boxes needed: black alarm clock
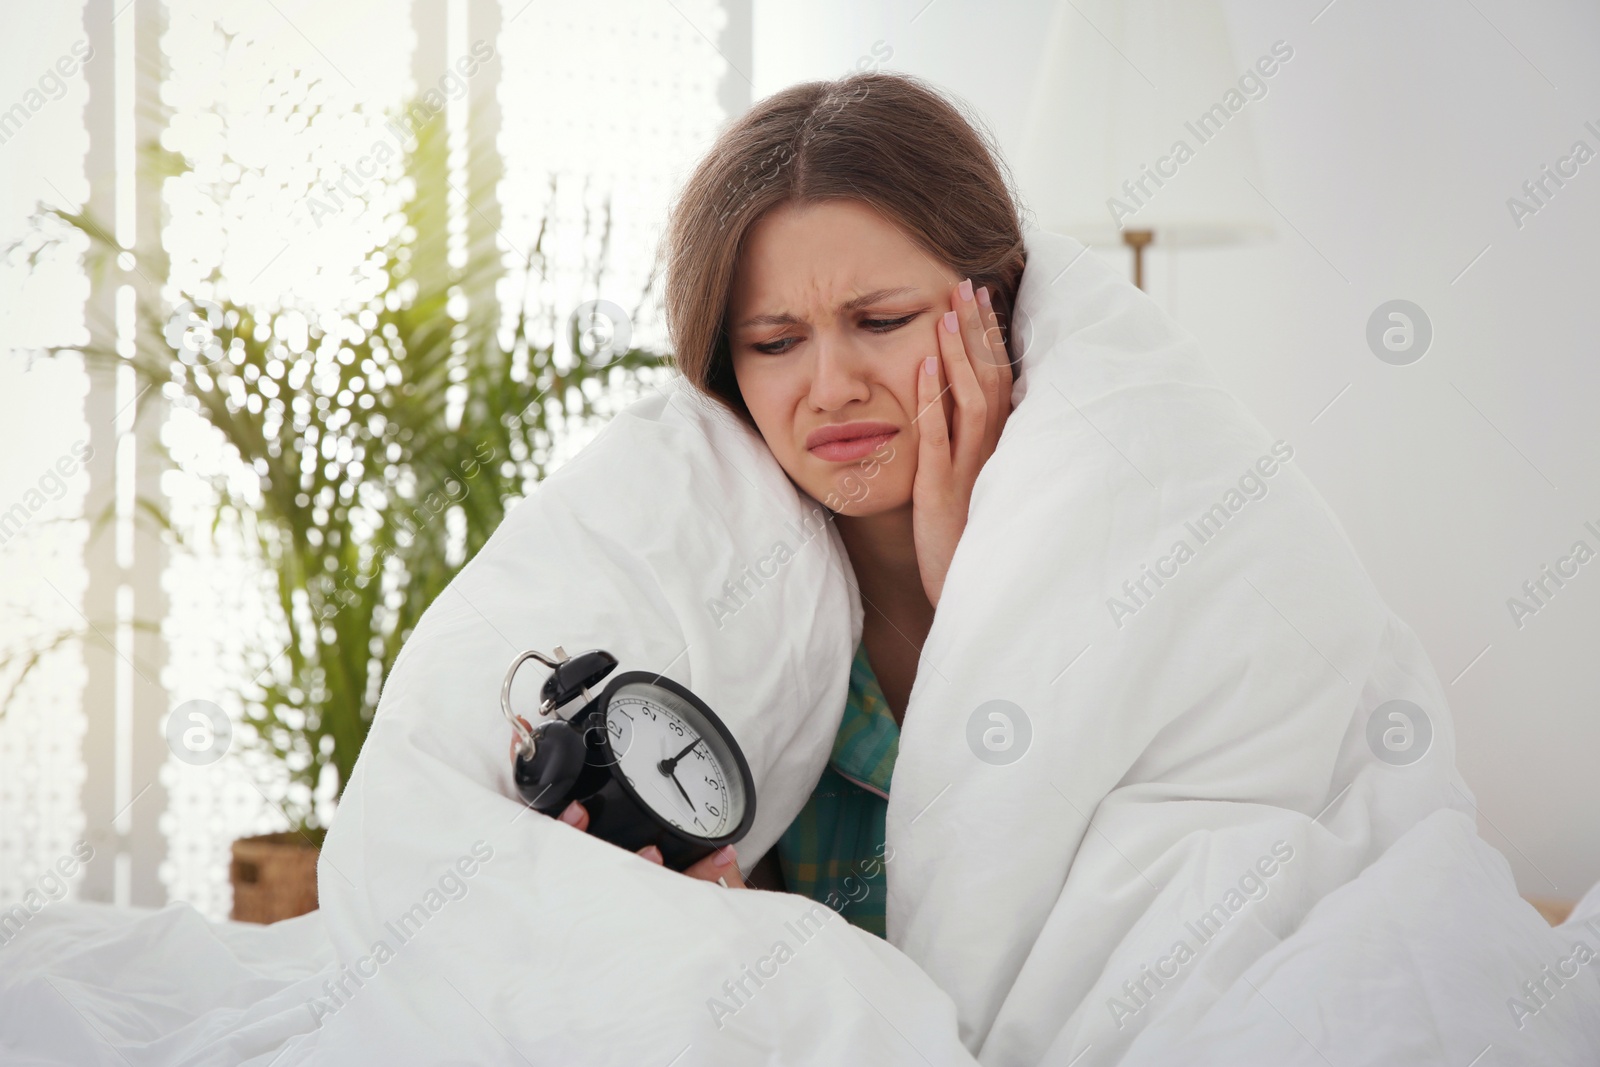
[502,646,756,871]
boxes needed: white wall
[754,0,1600,898]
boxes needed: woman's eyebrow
[734,286,923,329]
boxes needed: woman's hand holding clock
[554,798,746,887]
[913,278,1014,607]
[508,716,747,887]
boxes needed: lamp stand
[1122,228,1154,290]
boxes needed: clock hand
[668,767,695,810]
[659,735,704,775]
[651,737,700,811]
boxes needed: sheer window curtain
[0,0,746,921]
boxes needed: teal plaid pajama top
[775,640,899,938]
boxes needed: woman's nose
[807,334,871,411]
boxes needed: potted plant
[7,96,665,922]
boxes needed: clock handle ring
[501,648,564,756]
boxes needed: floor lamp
[1016,0,1274,290]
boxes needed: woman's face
[726,199,960,516]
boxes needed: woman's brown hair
[660,71,1027,425]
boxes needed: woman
[549,71,1026,930]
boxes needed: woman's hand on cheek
[551,798,747,888]
[912,279,1014,607]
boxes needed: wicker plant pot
[230,832,319,924]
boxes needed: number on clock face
[606,689,736,838]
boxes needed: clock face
[602,682,745,840]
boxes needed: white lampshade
[1017,0,1276,248]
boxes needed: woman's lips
[807,430,898,463]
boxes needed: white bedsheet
[2,228,1596,1066]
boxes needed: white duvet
[3,229,1598,1066]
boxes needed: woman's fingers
[957,279,1003,427]
[910,279,1014,608]
[635,843,744,886]
[682,845,745,887]
[939,286,988,470]
[637,841,746,887]
[957,278,1001,374]
[915,350,952,494]
[977,286,1012,400]
[977,286,1014,443]
[553,802,739,886]
[972,287,998,367]
[555,799,591,832]
[913,346,958,606]
[509,716,535,763]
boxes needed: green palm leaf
[10,96,667,835]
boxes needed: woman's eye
[749,313,917,353]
